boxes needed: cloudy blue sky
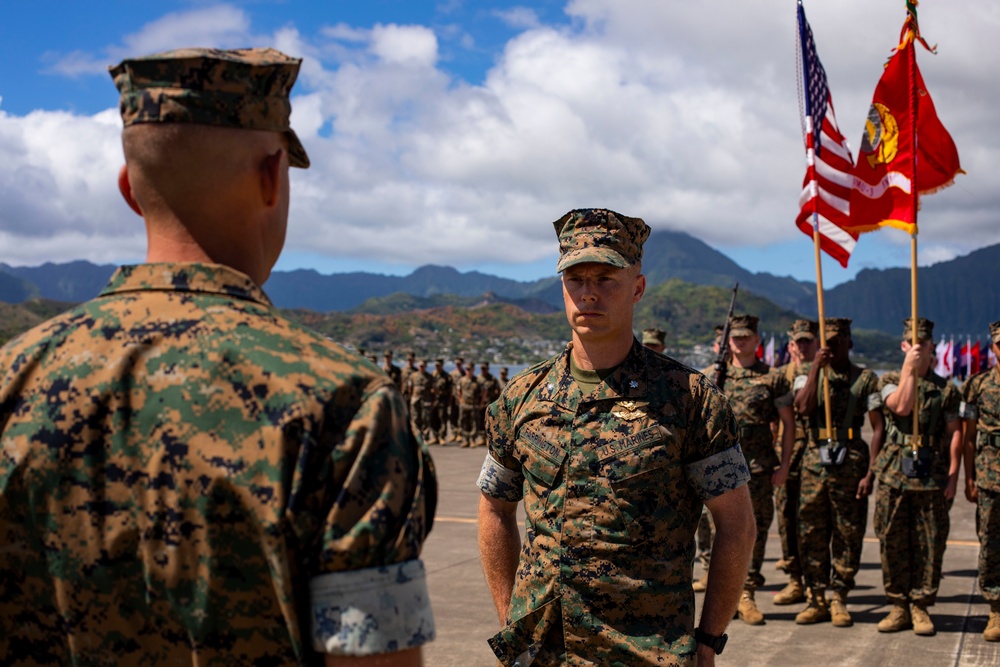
[0,0,995,287]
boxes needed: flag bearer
[874,318,962,636]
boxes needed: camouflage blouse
[876,370,961,490]
[0,263,436,665]
[961,365,1000,492]
[793,363,882,478]
[478,340,748,666]
[719,360,792,474]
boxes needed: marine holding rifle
[707,314,795,626]
[873,317,962,636]
[793,318,885,627]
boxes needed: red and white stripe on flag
[796,102,858,268]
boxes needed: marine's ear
[118,165,143,216]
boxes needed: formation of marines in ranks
[662,314,1000,642]
[364,350,507,448]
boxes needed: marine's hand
[944,474,958,501]
[856,473,873,499]
[771,464,789,487]
[966,477,979,503]
[813,347,832,369]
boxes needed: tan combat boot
[795,588,830,625]
[691,570,709,592]
[911,602,935,636]
[985,603,1000,642]
[877,601,911,633]
[829,590,853,627]
[738,590,765,626]
[773,576,806,605]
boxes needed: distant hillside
[641,231,816,310]
[0,298,77,346]
[2,236,997,339]
[1,261,115,303]
[795,243,1000,338]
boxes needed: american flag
[795,2,857,268]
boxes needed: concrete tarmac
[422,443,1000,666]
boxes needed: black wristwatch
[694,627,728,655]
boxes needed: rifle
[712,283,740,390]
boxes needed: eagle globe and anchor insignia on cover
[861,102,900,167]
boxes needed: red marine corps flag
[846,1,962,233]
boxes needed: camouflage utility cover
[477,340,749,666]
[110,47,310,168]
[553,208,651,273]
[0,263,435,664]
[876,370,960,490]
[961,365,1000,492]
[720,360,791,474]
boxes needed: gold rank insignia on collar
[612,400,647,421]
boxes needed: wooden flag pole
[908,0,921,449]
[911,230,920,447]
[813,219,834,439]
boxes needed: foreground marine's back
[0,263,432,665]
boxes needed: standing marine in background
[873,317,962,636]
[405,359,436,444]
[711,314,794,625]
[382,349,402,389]
[773,319,819,606]
[430,358,453,444]
[450,356,467,437]
[961,319,1000,642]
[793,318,884,628]
[456,363,483,448]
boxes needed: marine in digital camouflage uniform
[478,362,502,446]
[773,319,818,606]
[449,356,467,433]
[873,318,962,636]
[382,349,403,389]
[793,318,885,627]
[400,352,418,401]
[405,359,436,444]
[430,358,453,444]
[713,314,794,625]
[961,319,1000,642]
[0,48,436,666]
[456,363,483,448]
[477,208,755,667]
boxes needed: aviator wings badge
[612,400,646,421]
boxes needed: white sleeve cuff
[310,559,435,655]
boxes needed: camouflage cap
[383,350,393,358]
[824,317,852,340]
[992,320,1000,345]
[902,317,934,343]
[788,319,818,341]
[713,324,725,344]
[553,208,651,273]
[641,328,666,346]
[434,358,444,364]
[406,351,416,361]
[729,314,759,337]
[109,47,310,168]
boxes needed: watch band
[694,627,728,655]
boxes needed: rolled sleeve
[477,453,524,502]
[881,383,898,402]
[686,444,751,501]
[867,391,883,412]
[960,400,979,420]
[310,559,435,655]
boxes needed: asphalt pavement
[421,442,1000,667]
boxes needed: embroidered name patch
[520,427,565,463]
